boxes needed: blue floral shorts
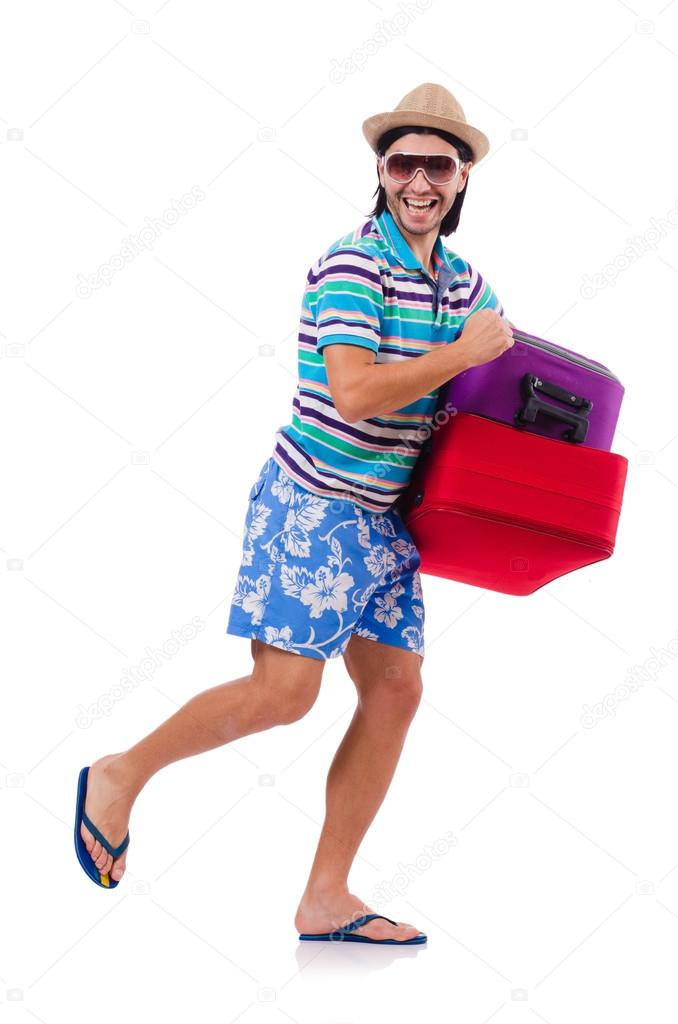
[226,455,425,662]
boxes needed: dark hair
[368,125,474,236]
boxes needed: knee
[274,689,318,725]
[250,672,320,726]
[359,671,423,719]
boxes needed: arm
[323,341,472,424]
[325,306,514,423]
[313,247,511,422]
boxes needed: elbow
[332,388,364,424]
[337,400,362,424]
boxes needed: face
[377,132,471,238]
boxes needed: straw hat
[362,82,490,163]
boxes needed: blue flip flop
[299,913,427,944]
[74,766,130,888]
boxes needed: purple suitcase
[440,326,624,451]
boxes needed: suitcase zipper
[511,328,621,383]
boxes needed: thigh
[348,507,426,662]
[227,458,383,661]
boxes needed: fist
[457,308,514,369]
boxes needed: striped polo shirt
[272,207,508,514]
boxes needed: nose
[409,167,429,187]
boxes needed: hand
[456,308,514,369]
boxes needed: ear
[457,161,472,194]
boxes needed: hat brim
[362,110,489,164]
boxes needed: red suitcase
[398,412,628,596]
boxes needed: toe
[387,923,417,940]
[81,819,128,878]
[95,849,110,871]
[111,850,127,881]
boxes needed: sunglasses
[381,151,467,186]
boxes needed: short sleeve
[308,248,384,354]
[466,261,509,323]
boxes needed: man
[75,83,514,945]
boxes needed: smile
[402,198,438,211]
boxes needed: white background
[2,0,678,1020]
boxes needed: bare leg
[80,640,323,881]
[295,634,425,942]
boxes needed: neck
[387,202,438,276]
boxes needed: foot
[80,753,136,883]
[295,887,422,942]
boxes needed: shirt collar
[375,207,456,326]
[375,207,454,279]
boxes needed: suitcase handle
[515,373,593,443]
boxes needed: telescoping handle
[515,373,593,443]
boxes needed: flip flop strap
[338,913,399,934]
[82,810,130,859]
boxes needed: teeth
[404,199,435,209]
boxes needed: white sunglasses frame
[379,151,468,186]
